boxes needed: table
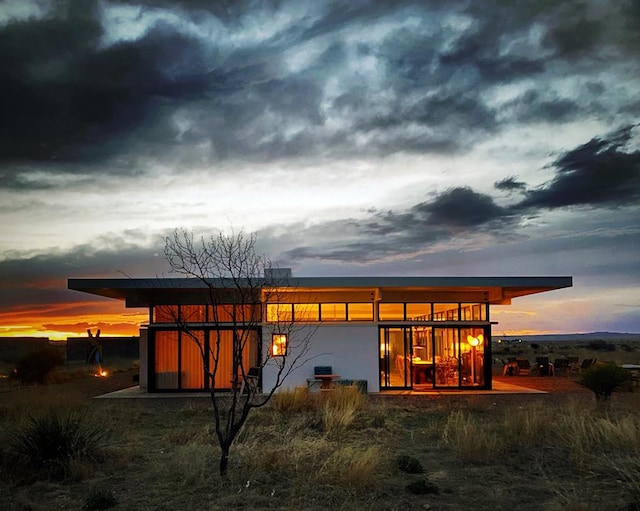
[412,361,434,384]
[314,374,341,389]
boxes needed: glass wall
[320,303,346,321]
[151,328,258,391]
[262,301,488,323]
[155,331,178,389]
[379,326,490,390]
[460,328,485,387]
[380,327,410,388]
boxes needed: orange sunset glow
[0,300,147,340]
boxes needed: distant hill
[497,332,640,342]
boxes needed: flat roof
[68,276,572,306]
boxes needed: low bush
[587,340,616,352]
[406,478,439,495]
[579,363,632,401]
[396,454,424,474]
[12,346,64,383]
[83,488,118,511]
[12,409,108,480]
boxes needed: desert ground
[1,339,639,511]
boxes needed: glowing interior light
[271,334,287,356]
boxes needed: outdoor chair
[515,359,531,376]
[502,358,518,376]
[239,366,260,394]
[580,358,597,372]
[567,356,580,373]
[553,358,570,376]
[535,356,553,376]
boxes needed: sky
[0,0,638,340]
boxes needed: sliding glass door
[379,326,490,390]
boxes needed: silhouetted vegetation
[83,488,118,511]
[396,454,424,474]
[579,363,632,401]
[586,340,616,351]
[12,409,108,480]
[12,346,63,383]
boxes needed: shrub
[406,478,440,495]
[83,488,118,511]
[587,340,616,352]
[579,364,632,401]
[13,409,108,480]
[12,346,64,383]
[396,454,424,474]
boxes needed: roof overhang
[68,276,572,307]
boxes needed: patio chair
[553,358,570,376]
[502,358,518,376]
[240,366,260,394]
[567,356,579,373]
[580,358,597,372]
[515,359,531,376]
[535,356,553,376]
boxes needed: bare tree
[162,228,313,476]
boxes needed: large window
[379,303,404,321]
[266,304,292,322]
[152,328,258,391]
[154,305,179,323]
[433,304,459,321]
[406,303,430,321]
[347,303,374,321]
[320,303,346,321]
[294,304,319,321]
[155,331,179,389]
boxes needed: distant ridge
[498,332,640,342]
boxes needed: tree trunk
[219,444,230,477]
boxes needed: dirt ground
[1,369,588,400]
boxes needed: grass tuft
[322,385,366,437]
[12,408,108,480]
[271,387,316,413]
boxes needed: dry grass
[2,339,640,510]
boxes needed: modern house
[68,273,571,393]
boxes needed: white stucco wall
[262,324,380,393]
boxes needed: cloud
[1,0,637,193]
[495,177,527,192]
[516,124,640,209]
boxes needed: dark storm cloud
[277,186,514,263]
[279,125,640,263]
[0,2,212,167]
[517,125,640,209]
[500,90,580,124]
[0,0,636,191]
[495,177,527,192]
[0,235,165,311]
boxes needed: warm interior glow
[271,333,287,356]
[467,334,483,347]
